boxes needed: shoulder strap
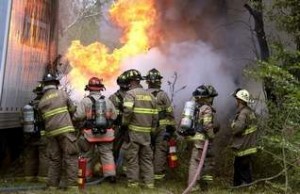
[115,92,124,112]
[151,89,162,97]
[87,96,96,117]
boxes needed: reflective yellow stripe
[186,133,206,141]
[145,183,154,189]
[203,115,212,124]
[201,175,213,181]
[157,107,164,111]
[128,124,152,133]
[166,106,173,113]
[154,174,165,180]
[128,182,139,188]
[133,107,157,114]
[40,130,46,136]
[124,102,134,108]
[159,119,175,126]
[136,95,152,101]
[46,125,75,137]
[243,126,257,135]
[236,147,257,156]
[43,107,68,119]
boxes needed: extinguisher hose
[182,140,209,194]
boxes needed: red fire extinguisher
[168,138,178,169]
[78,156,87,190]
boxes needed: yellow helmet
[235,89,250,103]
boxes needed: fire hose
[182,140,209,194]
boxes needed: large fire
[66,0,158,92]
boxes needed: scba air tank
[95,98,107,128]
[23,104,35,133]
[180,101,196,129]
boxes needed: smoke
[119,40,236,119]
[112,0,252,119]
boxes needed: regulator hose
[182,140,209,194]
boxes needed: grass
[0,176,287,194]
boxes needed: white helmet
[235,89,250,103]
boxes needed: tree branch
[231,169,286,189]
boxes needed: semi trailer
[0,0,57,171]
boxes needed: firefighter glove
[166,125,176,134]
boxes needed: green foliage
[247,40,300,191]
[269,0,300,44]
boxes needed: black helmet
[117,72,128,85]
[126,69,143,81]
[192,85,210,98]
[145,68,163,81]
[206,85,218,97]
[41,73,59,84]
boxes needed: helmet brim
[85,85,105,91]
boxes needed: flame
[66,0,158,92]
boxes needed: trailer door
[0,0,12,100]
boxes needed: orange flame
[66,0,157,92]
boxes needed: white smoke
[119,40,237,119]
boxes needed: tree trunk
[244,1,276,103]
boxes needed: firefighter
[122,69,158,188]
[22,84,48,182]
[144,68,176,180]
[73,77,117,183]
[179,84,218,191]
[38,73,78,191]
[231,88,257,186]
[108,72,129,172]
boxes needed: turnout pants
[79,137,116,178]
[233,155,253,186]
[124,131,154,186]
[47,133,78,187]
[188,139,215,186]
[153,129,168,177]
[24,136,48,179]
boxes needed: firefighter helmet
[117,72,128,85]
[41,73,59,84]
[207,85,218,97]
[126,69,143,81]
[192,85,210,98]
[234,89,250,103]
[145,68,163,81]
[85,77,105,91]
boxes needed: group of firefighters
[22,68,258,192]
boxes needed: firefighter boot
[107,176,117,183]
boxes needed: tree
[245,0,300,192]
